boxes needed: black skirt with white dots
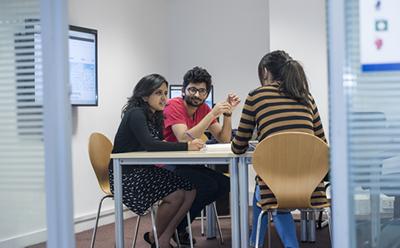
[109,165,193,216]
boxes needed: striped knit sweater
[231,82,328,209]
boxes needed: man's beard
[184,94,205,107]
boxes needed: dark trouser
[175,165,230,232]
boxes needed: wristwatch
[223,112,232,117]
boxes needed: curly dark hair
[182,66,212,93]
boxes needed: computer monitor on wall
[169,84,214,109]
[68,25,98,106]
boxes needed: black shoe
[173,230,196,246]
[145,232,175,248]
[151,244,174,248]
[144,232,153,245]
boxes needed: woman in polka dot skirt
[109,74,204,248]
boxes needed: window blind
[0,3,44,191]
[0,0,47,244]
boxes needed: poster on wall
[360,0,400,72]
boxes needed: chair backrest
[252,132,329,209]
[88,132,113,195]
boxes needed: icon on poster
[375,20,388,32]
[360,0,400,72]
[375,0,381,11]
[374,38,383,50]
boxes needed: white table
[111,147,252,248]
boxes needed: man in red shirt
[164,66,240,245]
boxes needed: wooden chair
[252,132,331,248]
[89,132,194,248]
[88,132,144,248]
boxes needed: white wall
[270,0,329,137]
[68,0,169,231]
[166,0,269,127]
[165,0,269,203]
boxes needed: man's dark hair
[182,66,212,93]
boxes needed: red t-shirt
[163,97,216,142]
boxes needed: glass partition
[0,0,47,246]
[329,0,400,247]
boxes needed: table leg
[205,165,217,239]
[113,159,124,248]
[230,158,240,248]
[206,203,217,238]
[394,196,400,218]
[370,192,381,247]
[239,157,249,248]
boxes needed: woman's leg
[272,211,299,248]
[250,187,268,247]
[152,190,185,247]
[158,189,196,244]
[250,184,298,248]
[175,166,220,233]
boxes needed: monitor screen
[169,84,214,108]
[69,25,98,106]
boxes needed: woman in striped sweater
[232,50,328,248]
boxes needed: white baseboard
[0,229,47,248]
[0,207,135,248]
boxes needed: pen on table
[185,131,196,140]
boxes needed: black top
[112,107,188,153]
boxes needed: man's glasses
[187,87,208,96]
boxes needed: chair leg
[200,209,205,236]
[212,202,224,244]
[150,206,159,248]
[307,210,316,242]
[300,211,308,242]
[267,211,272,248]
[320,210,330,228]
[186,212,194,248]
[317,210,323,229]
[255,210,266,248]
[131,215,141,248]
[326,207,332,242]
[91,195,112,248]
[174,230,181,247]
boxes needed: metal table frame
[111,150,252,248]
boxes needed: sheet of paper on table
[202,143,231,152]
[202,141,258,152]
